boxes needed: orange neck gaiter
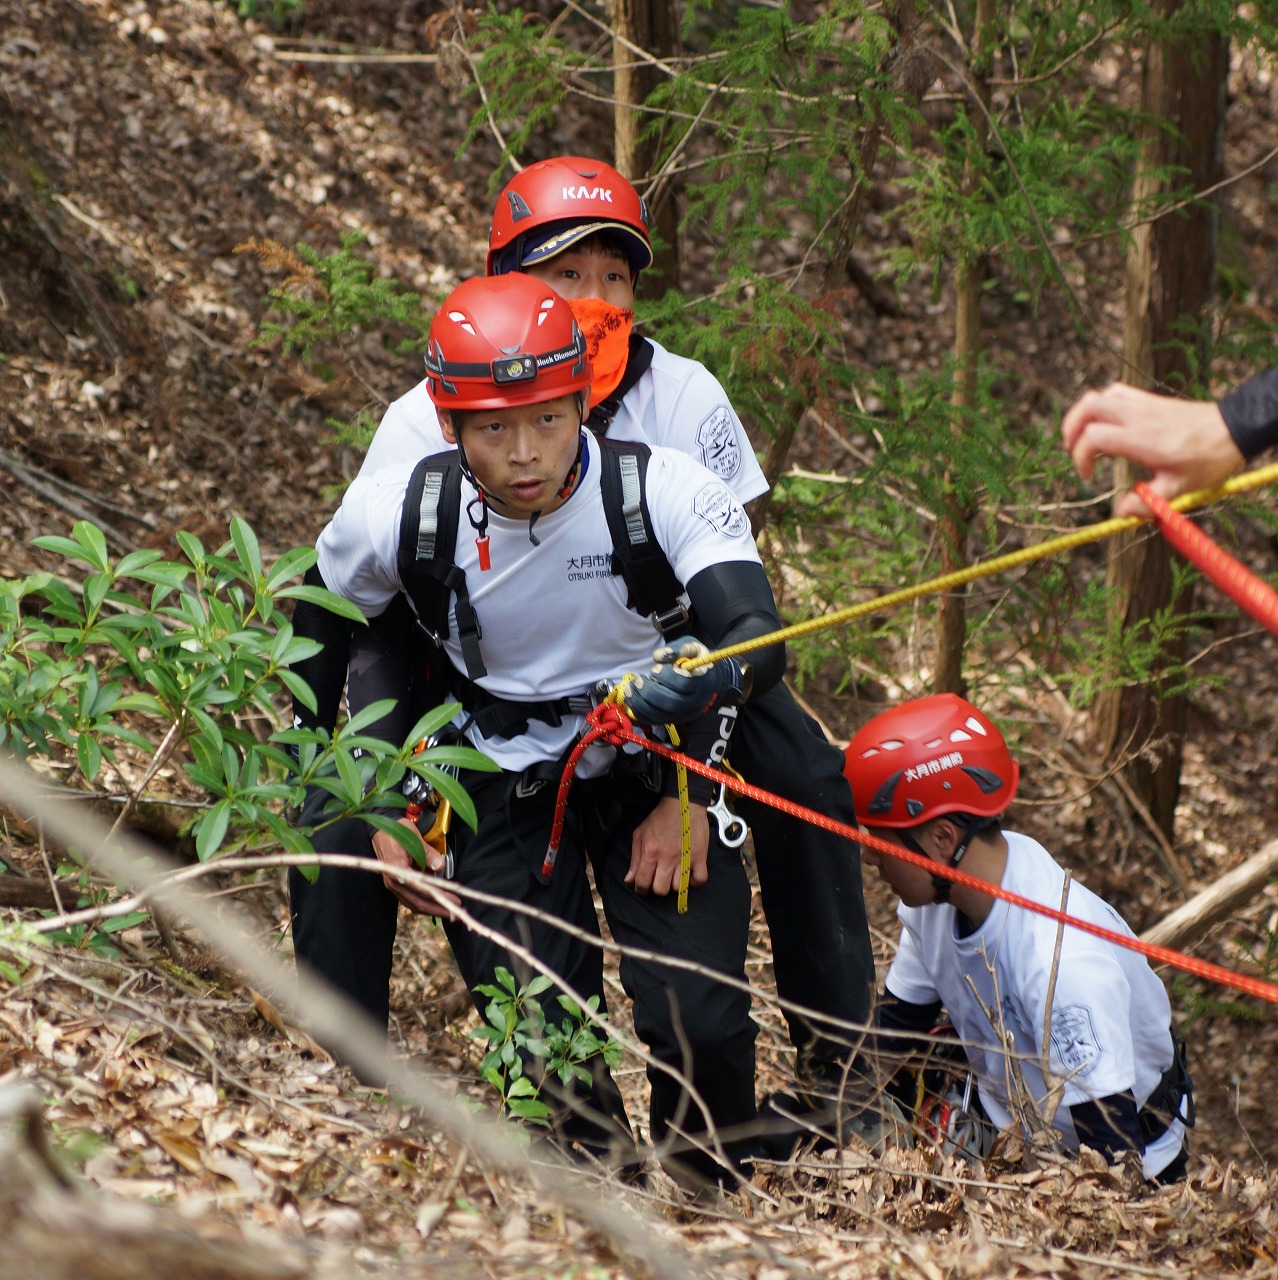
[568,297,634,407]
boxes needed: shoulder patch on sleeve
[1049,1004,1103,1079]
[696,405,743,479]
[692,482,749,538]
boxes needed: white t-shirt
[358,339,769,505]
[885,832,1184,1178]
[318,432,762,776]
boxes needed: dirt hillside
[2,1,1278,1276]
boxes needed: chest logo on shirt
[693,482,749,538]
[566,551,616,582]
[697,406,742,479]
[1049,1005,1102,1078]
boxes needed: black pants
[288,602,420,1033]
[291,608,875,1067]
[443,767,757,1186]
[729,679,876,1078]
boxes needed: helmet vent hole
[964,716,988,736]
[950,728,973,742]
[881,738,904,752]
[962,765,1005,795]
[924,736,943,750]
[860,747,880,758]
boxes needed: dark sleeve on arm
[290,563,355,736]
[685,561,786,700]
[1070,1092,1142,1163]
[874,990,945,1072]
[1218,368,1278,460]
[878,991,944,1035]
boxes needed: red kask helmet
[424,275,591,412]
[487,156,653,276]
[843,694,1019,828]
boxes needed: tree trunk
[1094,3,1227,839]
[608,0,679,292]
[932,0,995,695]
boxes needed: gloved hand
[622,640,751,725]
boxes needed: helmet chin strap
[452,406,588,550]
[451,415,494,570]
[904,815,992,905]
[527,414,587,548]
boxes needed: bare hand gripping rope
[680,460,1278,672]
[548,461,1278,1001]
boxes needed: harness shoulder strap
[585,335,655,435]
[396,450,487,680]
[598,438,689,639]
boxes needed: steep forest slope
[2,1,1278,1276]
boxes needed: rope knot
[584,700,635,745]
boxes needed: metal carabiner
[708,782,749,848]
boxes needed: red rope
[577,709,1278,1007]
[543,484,1278,999]
[1134,480,1278,635]
[541,705,633,879]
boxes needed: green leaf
[31,535,89,560]
[345,699,401,735]
[71,522,110,572]
[401,702,468,747]
[362,815,427,869]
[411,745,499,772]
[75,734,103,782]
[265,546,318,590]
[174,530,205,566]
[115,549,165,576]
[195,800,232,861]
[100,910,151,934]
[411,767,478,833]
[276,584,367,622]
[230,517,263,581]
[507,1098,552,1123]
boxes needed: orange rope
[570,704,1278,1008]
[539,482,1278,1001]
[1135,480,1278,632]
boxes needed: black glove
[623,640,752,726]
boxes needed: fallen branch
[0,758,713,1280]
[0,873,73,910]
[1141,838,1278,952]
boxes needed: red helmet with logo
[487,155,653,276]
[843,694,1019,828]
[424,275,591,412]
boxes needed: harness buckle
[651,601,691,639]
[514,760,562,799]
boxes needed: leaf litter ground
[1,0,1277,1274]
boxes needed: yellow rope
[684,461,1278,670]
[667,724,692,913]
